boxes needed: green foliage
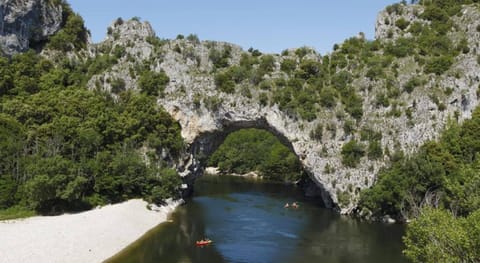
[280,58,297,73]
[404,76,423,93]
[310,123,323,141]
[386,3,404,15]
[360,127,382,141]
[319,87,338,108]
[47,5,88,51]
[259,55,275,73]
[0,51,184,215]
[248,47,262,57]
[147,168,182,204]
[384,38,415,58]
[361,108,480,219]
[214,71,236,93]
[395,18,410,30]
[0,206,36,221]
[209,46,232,69]
[297,59,321,79]
[138,70,170,96]
[342,92,363,120]
[341,140,365,168]
[403,208,480,263]
[294,47,310,58]
[425,55,454,75]
[337,190,351,207]
[208,129,302,182]
[368,140,383,160]
[343,119,356,135]
[186,34,200,44]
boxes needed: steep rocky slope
[79,2,480,213]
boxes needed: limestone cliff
[82,2,480,214]
[0,0,64,56]
[4,0,478,214]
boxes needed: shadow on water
[106,175,407,263]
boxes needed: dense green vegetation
[0,48,183,214]
[341,140,366,168]
[208,129,303,182]
[360,108,480,219]
[360,107,480,261]
[403,208,480,263]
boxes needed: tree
[208,129,302,182]
[403,208,480,263]
[138,70,170,96]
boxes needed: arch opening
[178,117,334,208]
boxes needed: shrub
[341,140,365,167]
[368,140,383,160]
[343,92,363,121]
[258,92,268,106]
[248,47,262,57]
[138,70,170,96]
[298,59,321,79]
[295,47,310,58]
[214,71,235,93]
[404,77,423,93]
[209,46,231,69]
[259,55,275,73]
[281,59,297,73]
[424,55,454,75]
[186,34,200,44]
[343,119,356,135]
[319,87,338,108]
[395,18,410,30]
[310,123,323,141]
[385,38,414,58]
[386,3,403,15]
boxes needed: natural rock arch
[176,116,335,208]
[164,100,347,211]
[88,18,480,214]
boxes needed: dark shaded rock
[0,0,63,56]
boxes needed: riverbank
[0,199,182,263]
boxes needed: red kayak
[196,240,213,246]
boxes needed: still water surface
[107,175,408,263]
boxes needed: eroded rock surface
[85,4,480,213]
[0,0,63,56]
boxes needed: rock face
[0,0,63,56]
[85,3,480,214]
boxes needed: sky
[68,0,399,55]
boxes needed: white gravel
[0,199,181,263]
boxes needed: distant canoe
[195,240,213,246]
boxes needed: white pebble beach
[0,199,181,263]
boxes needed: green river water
[107,175,408,263]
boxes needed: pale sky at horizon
[68,0,399,55]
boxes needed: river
[107,175,408,263]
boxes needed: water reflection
[107,176,407,263]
